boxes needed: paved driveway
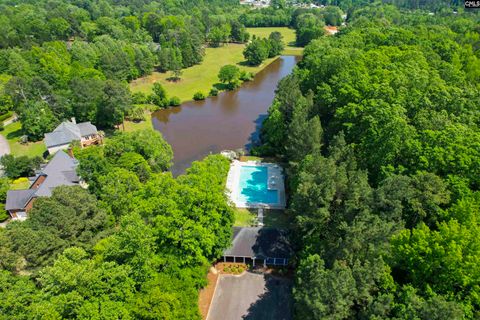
[0,134,10,157]
[208,272,292,320]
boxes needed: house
[44,118,101,154]
[5,150,80,220]
[222,227,293,267]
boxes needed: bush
[0,207,9,222]
[209,87,219,96]
[126,105,146,122]
[193,92,206,101]
[0,123,4,131]
[132,92,148,104]
[169,96,181,106]
[240,71,254,82]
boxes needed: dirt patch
[199,268,219,320]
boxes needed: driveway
[0,134,10,157]
[207,272,293,320]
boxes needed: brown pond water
[152,55,299,175]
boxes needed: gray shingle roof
[5,189,36,211]
[5,151,79,211]
[35,151,79,197]
[223,227,293,259]
[44,121,98,148]
[77,122,98,137]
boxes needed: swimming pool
[237,165,278,204]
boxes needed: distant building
[240,0,271,8]
[5,151,80,220]
[44,118,101,154]
[324,25,339,35]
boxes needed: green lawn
[130,27,302,103]
[2,122,46,157]
[234,208,256,227]
[130,44,278,102]
[234,207,291,229]
[123,112,153,133]
[239,155,263,162]
[247,27,303,56]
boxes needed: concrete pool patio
[226,160,286,209]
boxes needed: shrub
[169,96,181,106]
[0,123,4,131]
[209,87,219,96]
[132,92,148,104]
[193,92,206,101]
[239,71,253,81]
[126,105,146,122]
[0,208,9,222]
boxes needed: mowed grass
[234,207,291,229]
[130,44,278,102]
[2,122,46,157]
[234,208,256,227]
[247,27,303,56]
[123,111,153,133]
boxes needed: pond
[152,55,299,175]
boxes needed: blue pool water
[238,166,278,204]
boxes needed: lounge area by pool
[226,160,286,209]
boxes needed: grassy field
[130,27,302,102]
[2,122,46,157]
[247,27,303,56]
[130,44,278,102]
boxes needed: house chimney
[71,117,76,124]
[67,147,74,159]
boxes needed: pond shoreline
[151,55,300,176]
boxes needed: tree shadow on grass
[213,82,229,91]
[287,41,298,47]
[6,128,22,140]
[237,60,259,67]
[242,275,293,320]
[166,76,182,82]
[263,210,291,229]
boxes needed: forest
[0,0,479,319]
[0,128,235,318]
[255,3,480,319]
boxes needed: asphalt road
[207,272,292,320]
[0,134,10,158]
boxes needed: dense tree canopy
[0,0,257,139]
[0,128,234,319]
[256,4,480,319]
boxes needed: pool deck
[226,160,286,209]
